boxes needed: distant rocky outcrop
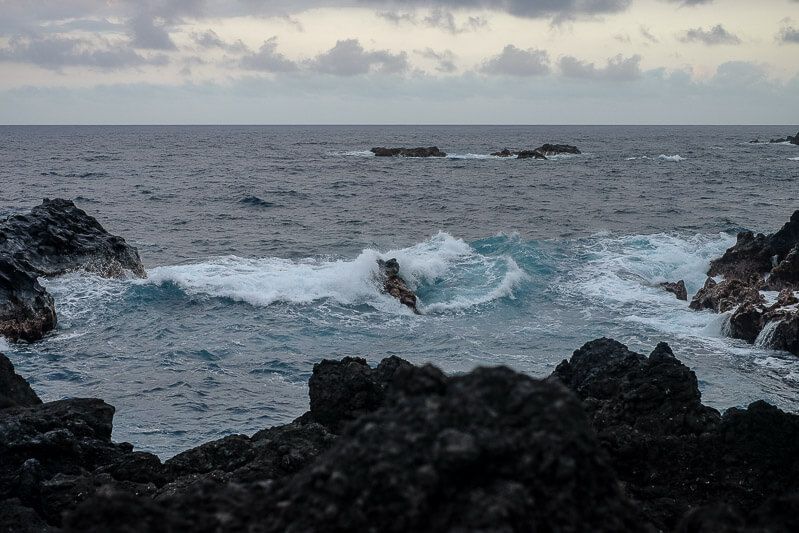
[3,339,799,531]
[535,143,581,156]
[748,131,798,145]
[491,143,581,160]
[0,199,145,342]
[370,147,446,157]
[377,258,420,313]
[689,210,799,355]
[517,149,547,160]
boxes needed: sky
[1,0,798,124]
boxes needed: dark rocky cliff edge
[2,339,798,532]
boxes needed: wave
[561,232,736,338]
[145,232,525,314]
[446,153,503,160]
[332,150,374,157]
[658,154,685,162]
[789,157,799,161]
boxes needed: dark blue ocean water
[1,125,798,457]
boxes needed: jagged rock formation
[2,339,799,531]
[661,280,688,301]
[377,258,419,313]
[491,144,581,160]
[0,199,145,342]
[689,210,799,355]
[370,147,446,157]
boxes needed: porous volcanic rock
[377,258,420,313]
[661,280,688,301]
[0,353,42,409]
[0,199,144,342]
[370,147,446,157]
[689,277,764,313]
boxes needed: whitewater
[2,124,798,457]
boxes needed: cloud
[777,24,799,44]
[191,30,248,53]
[640,26,659,44]
[423,9,488,33]
[416,48,457,73]
[128,14,177,50]
[0,34,165,70]
[240,38,298,72]
[663,0,714,5]
[310,39,408,76]
[680,24,741,45]
[559,54,642,81]
[479,45,549,76]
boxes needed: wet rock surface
[377,258,419,313]
[370,147,446,157]
[2,338,799,531]
[0,353,42,409]
[690,210,799,355]
[661,280,688,300]
[0,199,144,342]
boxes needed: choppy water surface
[1,125,798,457]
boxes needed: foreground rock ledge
[2,338,799,532]
[0,198,145,342]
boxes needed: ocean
[1,125,798,458]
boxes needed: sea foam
[658,154,685,162]
[146,232,524,314]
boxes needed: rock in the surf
[534,143,581,155]
[708,210,799,280]
[370,147,446,157]
[0,198,145,278]
[689,277,763,313]
[0,198,145,342]
[0,259,57,342]
[377,258,420,313]
[766,245,799,290]
[517,149,547,160]
[490,148,514,157]
[660,280,688,301]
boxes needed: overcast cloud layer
[0,0,797,123]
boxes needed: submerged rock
[377,258,420,313]
[370,147,446,157]
[0,199,144,342]
[661,280,688,301]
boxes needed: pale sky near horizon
[1,0,798,124]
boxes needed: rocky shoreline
[2,338,799,531]
[3,199,799,530]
